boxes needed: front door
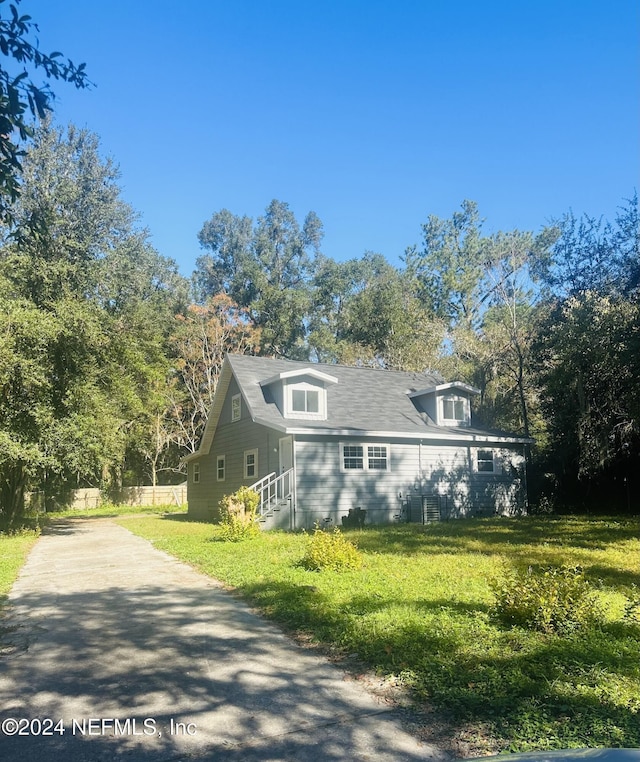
[279,436,293,474]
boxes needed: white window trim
[231,394,241,422]
[439,394,470,426]
[244,448,258,479]
[192,462,200,484]
[216,454,226,482]
[339,442,390,473]
[476,448,497,474]
[284,381,327,420]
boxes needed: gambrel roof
[186,354,533,462]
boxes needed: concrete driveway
[0,518,447,761]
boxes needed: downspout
[291,436,297,530]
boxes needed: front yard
[0,531,41,606]
[117,514,640,754]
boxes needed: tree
[536,292,639,506]
[0,0,90,223]
[196,200,323,356]
[533,193,639,299]
[168,294,261,454]
[532,195,640,509]
[404,200,487,330]
[475,229,556,438]
[0,122,185,525]
[0,285,59,524]
[307,253,387,364]
[405,201,555,437]
[308,253,444,370]
[339,265,443,371]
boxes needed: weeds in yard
[119,514,640,752]
[491,564,603,634]
[218,486,260,541]
[300,525,363,571]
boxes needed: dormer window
[442,396,466,423]
[440,394,470,426]
[409,381,478,428]
[286,382,326,419]
[292,387,319,414]
[260,366,338,421]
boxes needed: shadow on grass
[340,517,639,593]
[347,517,639,555]
[161,513,212,524]
[236,576,640,750]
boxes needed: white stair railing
[250,468,294,517]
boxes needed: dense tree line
[0,120,637,526]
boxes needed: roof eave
[280,426,533,444]
[259,368,339,387]
[409,382,481,397]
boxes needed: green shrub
[301,525,363,572]
[491,565,602,634]
[218,486,260,541]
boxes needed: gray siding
[293,436,526,529]
[412,393,437,422]
[187,377,283,521]
[188,371,526,526]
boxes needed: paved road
[0,518,446,761]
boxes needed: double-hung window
[477,449,495,473]
[244,448,258,479]
[367,445,388,470]
[216,455,225,482]
[342,444,364,470]
[340,443,389,472]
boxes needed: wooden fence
[29,484,188,511]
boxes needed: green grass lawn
[118,514,640,753]
[0,531,40,606]
[50,503,188,518]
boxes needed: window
[340,443,389,472]
[216,455,225,482]
[343,444,364,470]
[285,382,326,419]
[231,394,241,422]
[367,445,388,470]
[244,448,258,479]
[192,462,200,483]
[442,396,466,422]
[291,388,319,413]
[477,449,495,473]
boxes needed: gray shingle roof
[227,355,530,442]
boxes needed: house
[185,354,533,528]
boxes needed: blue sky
[25,0,639,276]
